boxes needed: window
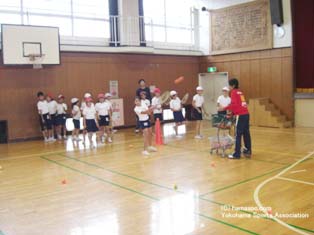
[143,0,195,47]
[0,0,110,42]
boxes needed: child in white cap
[56,94,68,140]
[169,90,185,137]
[71,98,81,141]
[217,87,231,115]
[192,86,207,139]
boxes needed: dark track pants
[234,114,251,157]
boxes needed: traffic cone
[155,118,163,145]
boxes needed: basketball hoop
[28,53,45,69]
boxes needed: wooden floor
[0,121,313,235]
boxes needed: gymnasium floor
[0,121,313,235]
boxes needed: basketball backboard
[1,24,60,66]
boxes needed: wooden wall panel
[0,53,199,141]
[199,48,294,120]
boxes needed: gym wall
[0,53,199,141]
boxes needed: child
[83,97,99,148]
[37,91,50,142]
[151,88,163,121]
[95,93,113,143]
[134,97,157,156]
[217,87,231,115]
[135,79,151,133]
[105,93,116,133]
[71,98,81,141]
[56,94,68,140]
[192,86,207,139]
[140,91,151,107]
[218,78,252,159]
[81,93,93,142]
[169,90,185,137]
[46,93,57,142]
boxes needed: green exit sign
[207,67,217,73]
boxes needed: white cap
[71,98,79,104]
[170,90,177,96]
[105,93,112,98]
[196,86,203,91]
[84,93,92,98]
[222,86,229,91]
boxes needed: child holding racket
[169,90,185,137]
[151,88,163,121]
[192,86,207,139]
[134,97,157,156]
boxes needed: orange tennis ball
[174,76,184,84]
[61,179,67,184]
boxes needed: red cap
[154,88,161,94]
[85,97,93,102]
[46,93,54,98]
[97,93,105,99]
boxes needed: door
[199,72,228,120]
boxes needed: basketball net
[28,54,45,69]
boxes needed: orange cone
[155,118,163,145]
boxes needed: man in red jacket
[219,78,252,159]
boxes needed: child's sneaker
[148,146,157,152]
[107,137,113,143]
[194,135,202,139]
[44,137,49,142]
[58,135,62,140]
[49,137,56,142]
[142,150,150,156]
[63,135,67,140]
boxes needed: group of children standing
[37,78,251,159]
[37,91,114,148]
[133,78,251,159]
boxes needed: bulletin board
[210,0,272,55]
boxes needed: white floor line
[290,169,307,174]
[277,177,314,186]
[254,151,314,235]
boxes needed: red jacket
[224,89,249,115]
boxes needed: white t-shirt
[141,99,150,107]
[37,100,49,115]
[217,95,231,108]
[83,106,97,120]
[170,97,181,111]
[152,97,162,114]
[193,94,204,108]
[105,99,113,109]
[72,105,81,120]
[56,103,67,115]
[134,104,149,121]
[95,102,111,116]
[81,101,95,111]
[47,100,58,115]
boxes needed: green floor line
[58,154,176,192]
[41,155,259,235]
[56,154,314,233]
[200,165,289,196]
[198,197,314,233]
[41,156,158,201]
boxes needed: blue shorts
[73,119,80,129]
[192,108,203,120]
[86,119,99,133]
[99,115,110,126]
[154,113,163,121]
[56,114,67,126]
[139,119,151,129]
[173,111,184,123]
